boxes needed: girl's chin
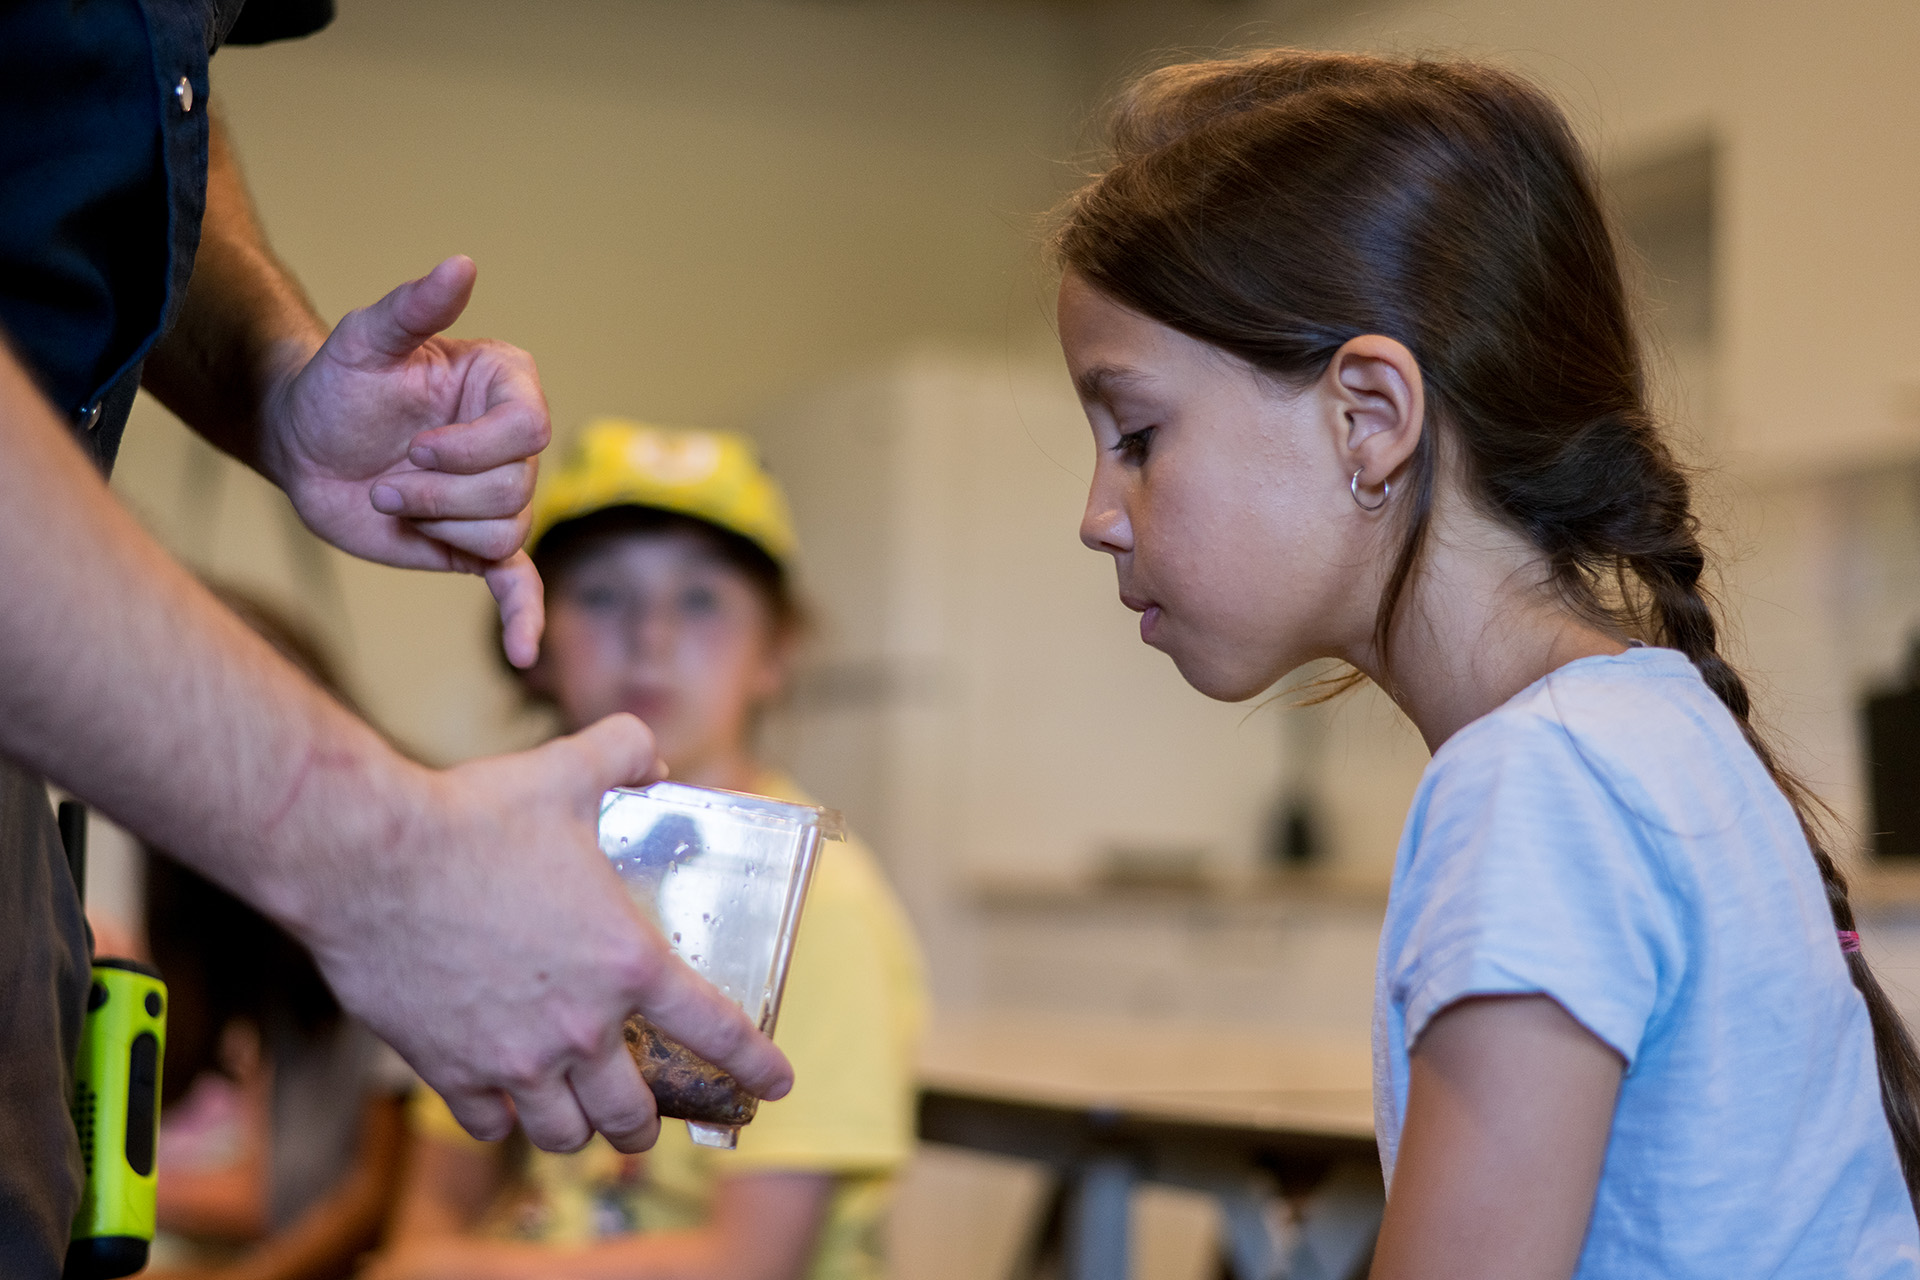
[1164,646,1283,704]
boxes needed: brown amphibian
[624,1017,760,1128]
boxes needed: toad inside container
[600,782,839,1148]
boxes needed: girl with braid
[1056,50,1920,1279]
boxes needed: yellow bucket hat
[528,418,798,567]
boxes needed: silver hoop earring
[1351,468,1390,512]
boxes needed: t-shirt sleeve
[721,842,924,1175]
[408,1083,492,1148]
[1385,712,1686,1068]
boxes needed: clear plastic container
[600,781,839,1148]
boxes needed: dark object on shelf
[1864,643,1920,860]
[1267,793,1324,867]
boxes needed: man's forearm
[141,112,326,472]
[0,339,419,928]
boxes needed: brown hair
[1054,48,1920,1204]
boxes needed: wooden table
[917,1013,1382,1280]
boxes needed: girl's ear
[755,619,800,703]
[1326,334,1424,489]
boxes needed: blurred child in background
[145,590,413,1280]
[372,420,926,1280]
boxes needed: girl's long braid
[1615,453,1920,1207]
[1508,402,1920,1206]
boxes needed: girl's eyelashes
[1112,425,1157,466]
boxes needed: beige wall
[108,0,1920,877]
[109,0,1920,823]
[110,0,1920,859]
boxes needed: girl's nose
[1080,489,1133,555]
[628,607,679,657]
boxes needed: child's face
[1059,272,1377,700]
[532,531,787,771]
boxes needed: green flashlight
[66,959,166,1279]
[60,800,167,1280]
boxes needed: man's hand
[258,256,549,667]
[293,712,794,1153]
[144,117,550,667]
[5,344,790,1156]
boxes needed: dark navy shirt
[0,3,327,1275]
[0,0,330,471]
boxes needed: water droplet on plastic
[701,913,711,923]
[671,932,682,943]
[618,835,630,848]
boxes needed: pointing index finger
[486,553,546,669]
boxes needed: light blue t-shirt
[1373,646,1919,1277]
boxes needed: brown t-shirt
[0,761,90,1279]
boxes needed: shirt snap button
[78,403,102,432]
[175,77,194,113]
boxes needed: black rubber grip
[57,799,86,900]
[63,1234,149,1280]
[125,1032,158,1176]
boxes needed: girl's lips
[1121,594,1162,642]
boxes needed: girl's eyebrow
[1074,363,1153,404]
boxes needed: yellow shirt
[412,776,927,1280]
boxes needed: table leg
[1287,1162,1383,1280]
[1009,1177,1069,1280]
[1215,1162,1383,1280]
[1065,1155,1133,1280]
[1219,1185,1284,1280]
